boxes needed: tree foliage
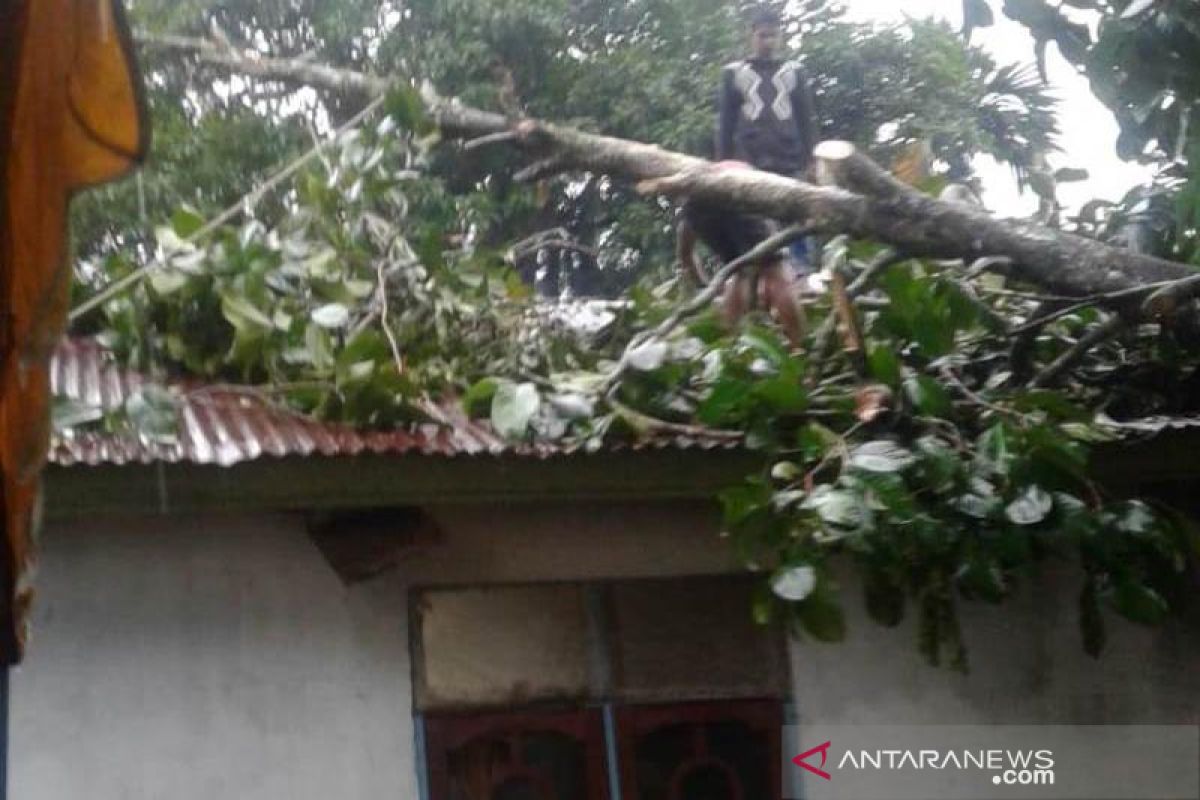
[77,1,1057,297]
[971,0,1200,265]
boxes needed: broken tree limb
[133,37,1200,316]
[830,270,867,376]
[433,104,1197,308]
[1032,315,1127,388]
[137,32,389,97]
[813,248,909,359]
[809,142,1193,299]
[1142,273,1200,320]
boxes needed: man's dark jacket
[717,57,818,176]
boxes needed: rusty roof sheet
[49,339,740,468]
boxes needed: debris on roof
[49,338,741,467]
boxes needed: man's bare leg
[721,272,751,332]
[761,260,807,348]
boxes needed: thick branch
[810,143,1192,299]
[140,40,1200,312]
[137,32,390,97]
[435,110,1195,306]
[1031,315,1127,388]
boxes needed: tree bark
[137,33,388,97]
[137,34,1200,316]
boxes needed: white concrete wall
[10,500,735,800]
[10,514,418,800]
[788,563,1200,726]
[10,500,1199,799]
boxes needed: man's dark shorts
[681,198,775,264]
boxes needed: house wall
[9,500,735,800]
[10,500,1199,799]
[9,513,416,800]
[789,562,1200,726]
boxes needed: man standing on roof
[719,7,818,176]
[674,6,817,349]
[717,5,819,272]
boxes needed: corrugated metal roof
[49,339,740,467]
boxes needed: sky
[838,0,1153,217]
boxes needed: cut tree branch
[1031,315,1127,388]
[136,37,1200,320]
[433,100,1196,308]
[137,32,389,97]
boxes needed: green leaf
[1118,501,1155,535]
[170,206,205,239]
[962,0,995,37]
[794,589,847,643]
[915,436,960,492]
[1005,485,1053,525]
[1109,579,1168,626]
[953,491,999,519]
[339,329,389,367]
[1060,422,1119,443]
[1053,167,1089,183]
[491,381,540,439]
[753,374,807,413]
[220,291,274,333]
[802,486,864,530]
[955,558,1007,603]
[148,268,190,296]
[867,344,901,387]
[303,248,339,279]
[771,564,817,601]
[124,385,180,443]
[697,377,748,426]
[52,396,104,431]
[904,375,952,417]
[796,422,839,461]
[305,322,335,372]
[626,339,668,371]
[720,480,772,526]
[386,84,433,134]
[849,440,916,473]
[752,583,774,625]
[1010,390,1090,421]
[975,424,1013,477]
[741,326,790,367]
[464,378,499,417]
[770,461,801,482]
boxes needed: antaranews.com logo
[794,739,1056,787]
[783,724,1198,800]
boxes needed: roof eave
[43,447,762,519]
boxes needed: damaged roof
[49,338,740,468]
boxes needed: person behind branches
[676,160,807,348]
[674,5,818,348]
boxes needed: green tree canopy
[77,0,1056,297]
[976,0,1199,264]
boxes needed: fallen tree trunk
[141,33,1199,314]
[433,103,1195,303]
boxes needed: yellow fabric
[0,0,147,662]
